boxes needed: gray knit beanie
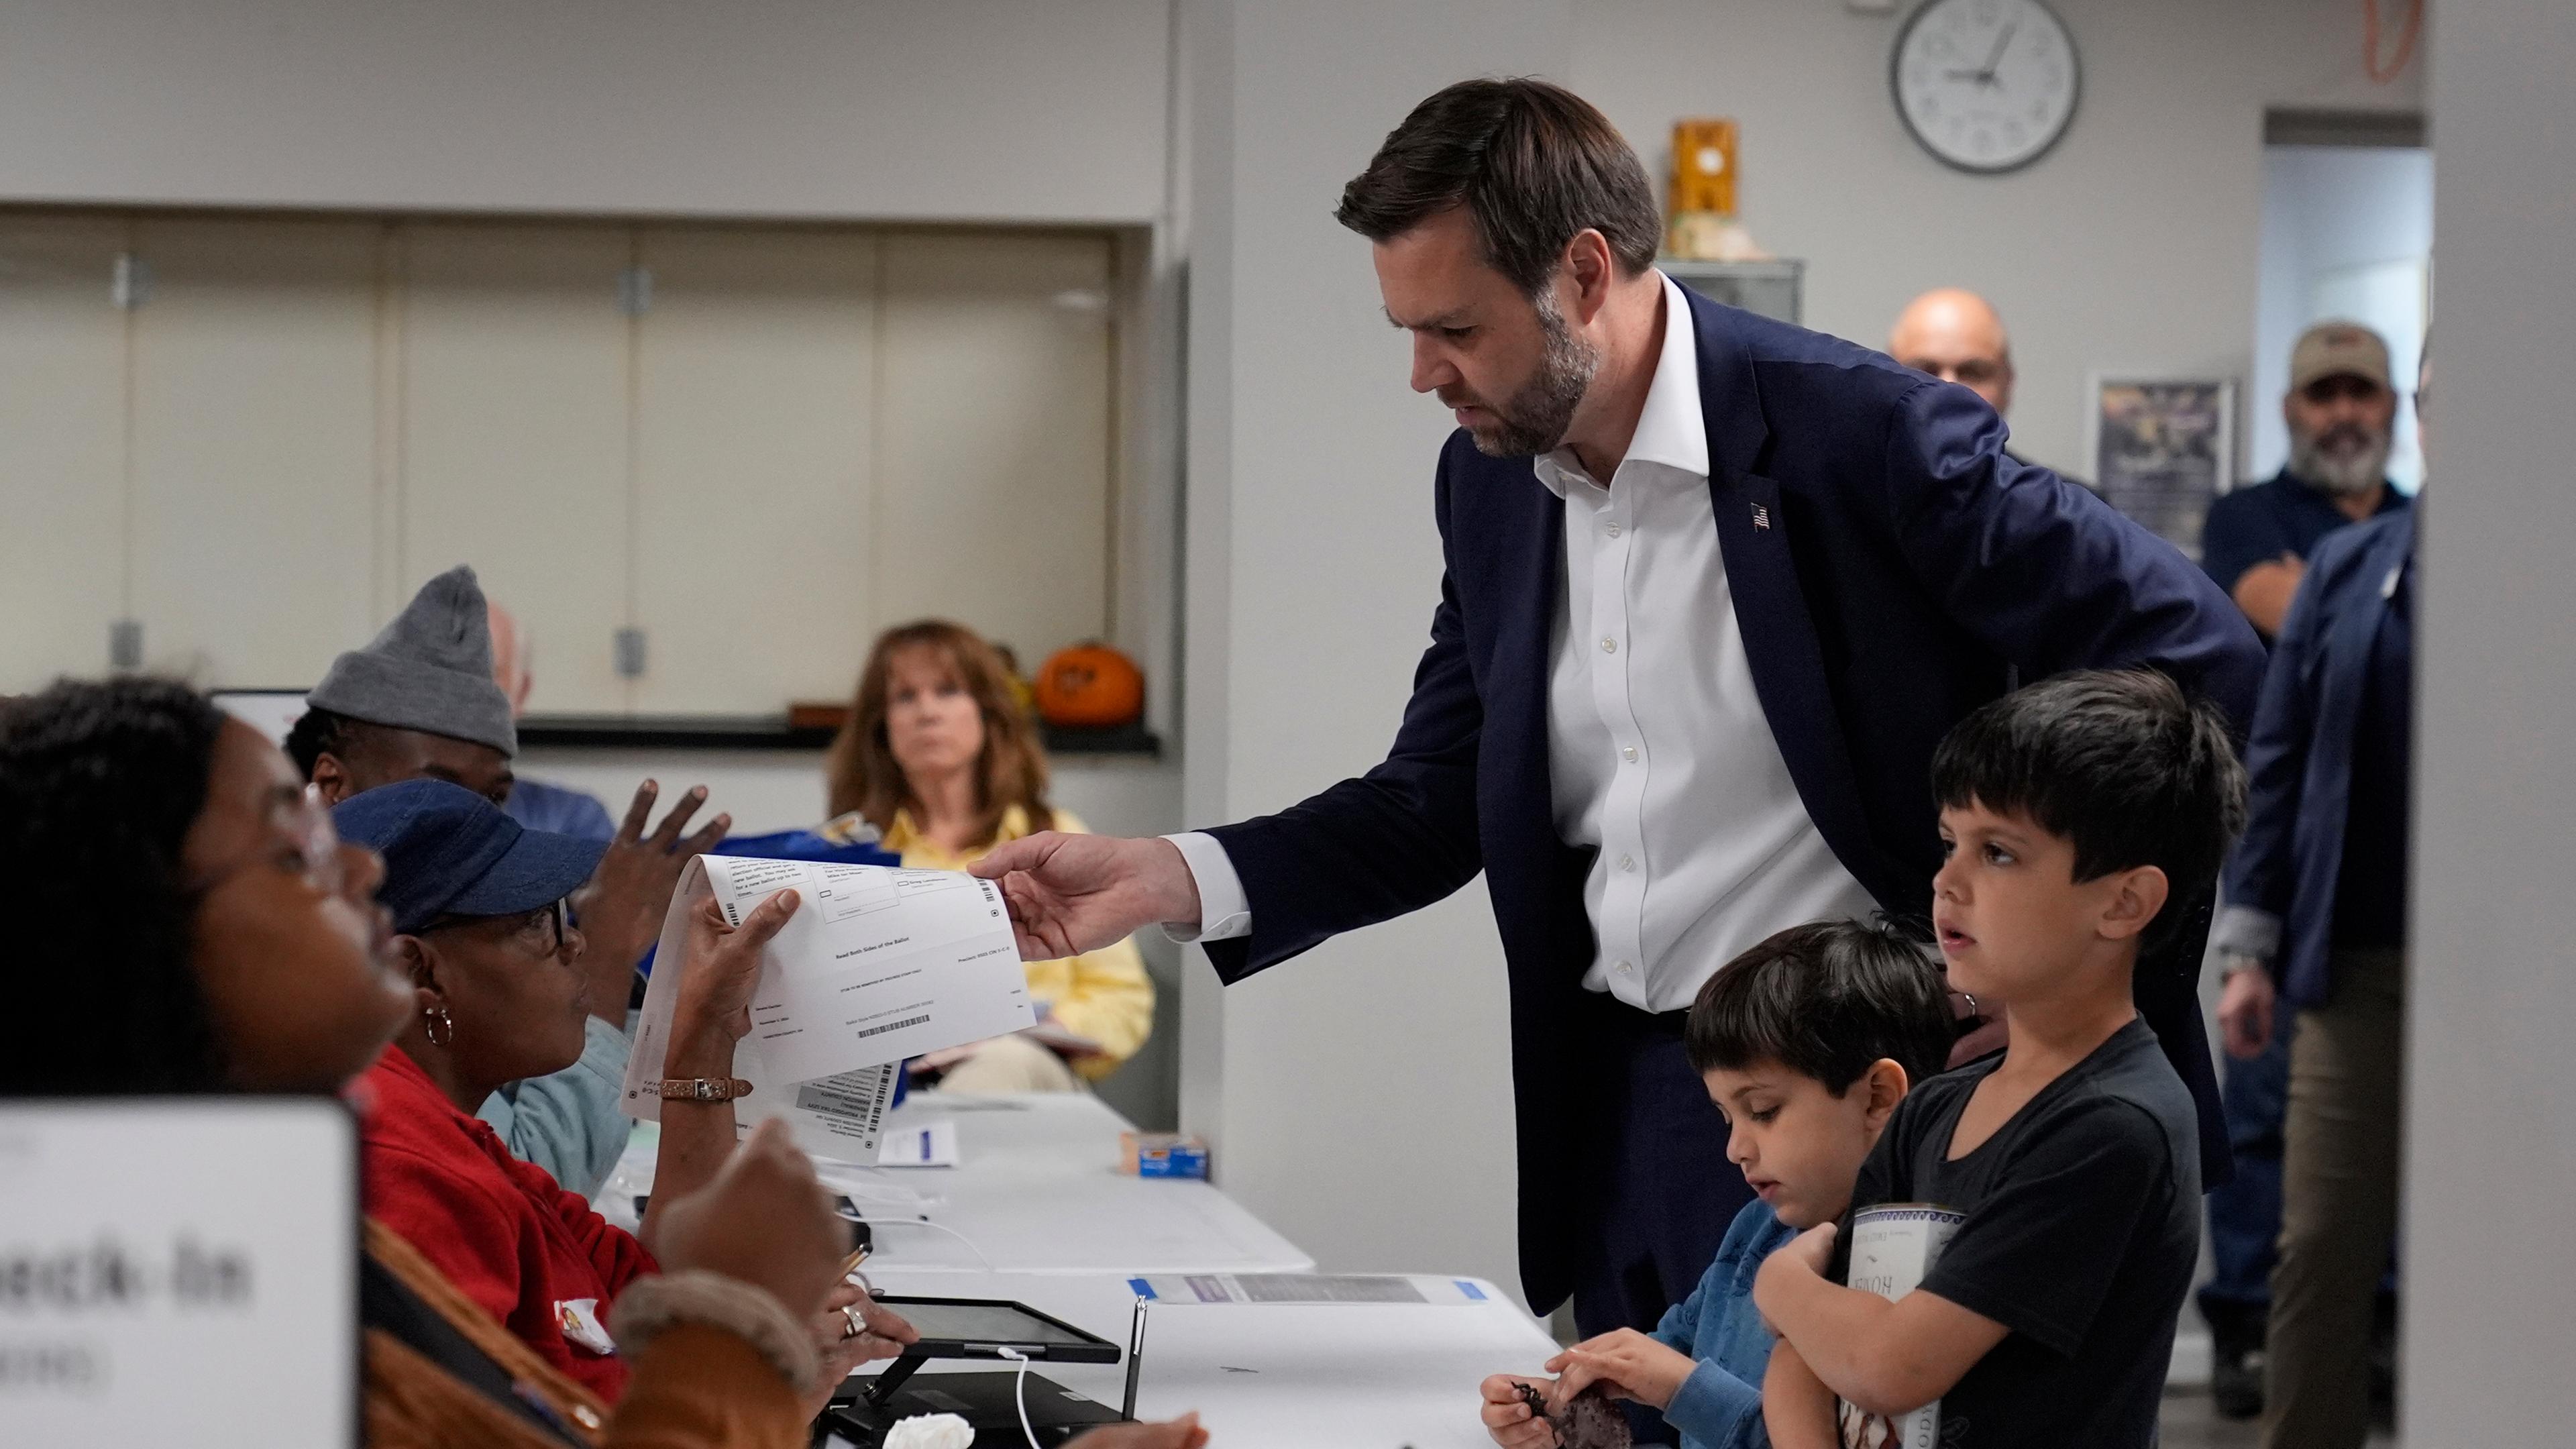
[306,565,517,757]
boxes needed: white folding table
[839,1269,1562,1449]
[602,1091,1311,1275]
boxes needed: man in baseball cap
[2200,322,2414,641]
[288,565,727,1195]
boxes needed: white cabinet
[0,217,127,692]
[632,227,878,714]
[0,213,1128,715]
[876,231,1115,668]
[129,218,382,688]
[398,223,634,712]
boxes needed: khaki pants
[2261,946,2404,1449]
[933,1032,1083,1095]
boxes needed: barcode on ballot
[855,1014,931,1039]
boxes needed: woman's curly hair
[0,677,231,1094]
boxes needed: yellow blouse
[874,804,1154,1081]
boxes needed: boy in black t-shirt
[1752,670,2249,1448]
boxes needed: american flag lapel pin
[1752,502,1771,531]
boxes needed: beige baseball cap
[2290,321,2392,392]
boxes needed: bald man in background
[1889,287,2077,480]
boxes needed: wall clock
[1891,0,2081,174]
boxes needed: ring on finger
[842,1304,868,1340]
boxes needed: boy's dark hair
[1930,669,2249,949]
[1336,77,1660,298]
[1686,918,1956,1093]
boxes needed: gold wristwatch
[655,1077,754,1102]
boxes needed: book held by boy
[1841,1203,1966,1449]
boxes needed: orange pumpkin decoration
[1033,642,1145,728]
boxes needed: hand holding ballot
[624,854,1040,1163]
[967,830,1203,958]
[667,886,802,1073]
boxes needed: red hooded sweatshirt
[358,1045,655,1403]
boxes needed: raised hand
[670,889,798,1075]
[965,832,1201,959]
[573,779,731,985]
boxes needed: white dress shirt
[1167,274,1876,1012]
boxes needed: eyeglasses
[425,898,572,959]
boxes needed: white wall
[2411,2,2576,1436]
[0,0,1168,222]
[1181,0,1571,1309]
[1572,0,2424,478]
[2251,146,2433,487]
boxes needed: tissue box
[1118,1131,1208,1179]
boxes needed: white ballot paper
[621,855,1033,1163]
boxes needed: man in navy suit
[973,79,2264,1355]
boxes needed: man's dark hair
[1930,669,2249,947]
[0,678,231,1094]
[1336,77,1661,297]
[1686,918,1956,1092]
[283,704,362,780]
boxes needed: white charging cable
[995,1346,1038,1449]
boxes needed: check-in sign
[0,1099,358,1448]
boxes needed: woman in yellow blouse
[822,621,1153,1091]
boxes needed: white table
[843,1269,1562,1449]
[603,1092,1311,1275]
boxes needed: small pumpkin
[1033,642,1144,728]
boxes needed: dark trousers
[1566,996,1754,1339]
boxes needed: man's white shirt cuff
[1161,831,1252,943]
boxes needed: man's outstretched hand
[967,832,1201,959]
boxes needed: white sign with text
[0,1099,358,1448]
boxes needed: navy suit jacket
[2221,507,2416,1007]
[1202,288,2266,1309]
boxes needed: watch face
[1892,0,2081,174]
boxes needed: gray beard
[2290,429,2392,496]
[1464,291,1599,459]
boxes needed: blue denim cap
[332,777,607,936]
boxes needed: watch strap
[655,1077,754,1102]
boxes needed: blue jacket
[1199,285,2266,1310]
[1650,1199,1796,1449]
[2216,507,2418,1006]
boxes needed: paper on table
[620,855,1032,1163]
[1128,1274,1489,1306]
[876,1119,960,1168]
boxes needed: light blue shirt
[476,1014,632,1198]
[1651,1198,1798,1449]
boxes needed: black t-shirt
[1841,1018,2202,1448]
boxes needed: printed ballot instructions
[622,855,1033,1163]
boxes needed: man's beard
[2290,419,2393,496]
[1448,291,1599,458]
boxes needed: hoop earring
[424,1004,455,1047]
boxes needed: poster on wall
[2084,377,2237,560]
